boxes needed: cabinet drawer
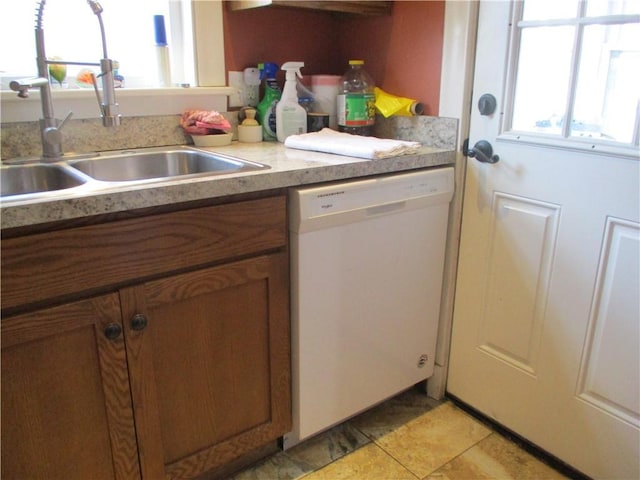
[2,196,287,312]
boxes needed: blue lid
[259,62,279,80]
[154,15,168,46]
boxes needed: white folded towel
[284,128,421,160]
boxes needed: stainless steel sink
[1,146,270,202]
[0,164,88,198]
[69,148,269,182]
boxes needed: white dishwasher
[285,167,454,449]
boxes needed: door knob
[463,139,500,164]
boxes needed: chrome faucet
[9,0,121,158]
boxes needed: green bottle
[256,62,281,141]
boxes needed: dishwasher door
[285,167,454,449]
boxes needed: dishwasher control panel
[289,167,454,232]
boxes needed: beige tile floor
[231,386,570,480]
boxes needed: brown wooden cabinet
[1,195,291,479]
[1,294,140,480]
[229,0,392,16]
[122,253,290,478]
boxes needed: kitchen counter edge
[1,142,455,230]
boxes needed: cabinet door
[230,1,392,15]
[1,294,140,480]
[120,253,290,479]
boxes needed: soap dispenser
[276,62,307,142]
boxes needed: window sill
[1,86,233,123]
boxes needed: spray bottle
[256,62,280,141]
[276,62,307,142]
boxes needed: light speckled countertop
[1,141,454,230]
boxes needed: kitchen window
[0,0,227,120]
[2,0,172,88]
[506,0,640,150]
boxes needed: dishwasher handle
[366,201,407,216]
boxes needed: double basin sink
[1,146,269,201]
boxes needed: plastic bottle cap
[349,60,364,65]
[259,62,279,80]
[154,15,168,46]
[411,102,425,115]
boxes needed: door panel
[123,253,290,479]
[577,217,640,427]
[447,2,640,478]
[478,193,560,376]
[1,294,140,480]
[147,269,272,463]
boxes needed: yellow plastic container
[374,87,424,117]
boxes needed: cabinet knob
[104,323,123,340]
[131,313,148,331]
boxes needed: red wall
[223,1,444,115]
[223,6,338,75]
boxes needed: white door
[447,1,640,478]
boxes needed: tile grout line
[294,440,421,480]
[346,401,495,479]
[347,416,429,479]
[360,429,493,479]
[291,422,375,480]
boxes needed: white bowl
[191,133,233,147]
